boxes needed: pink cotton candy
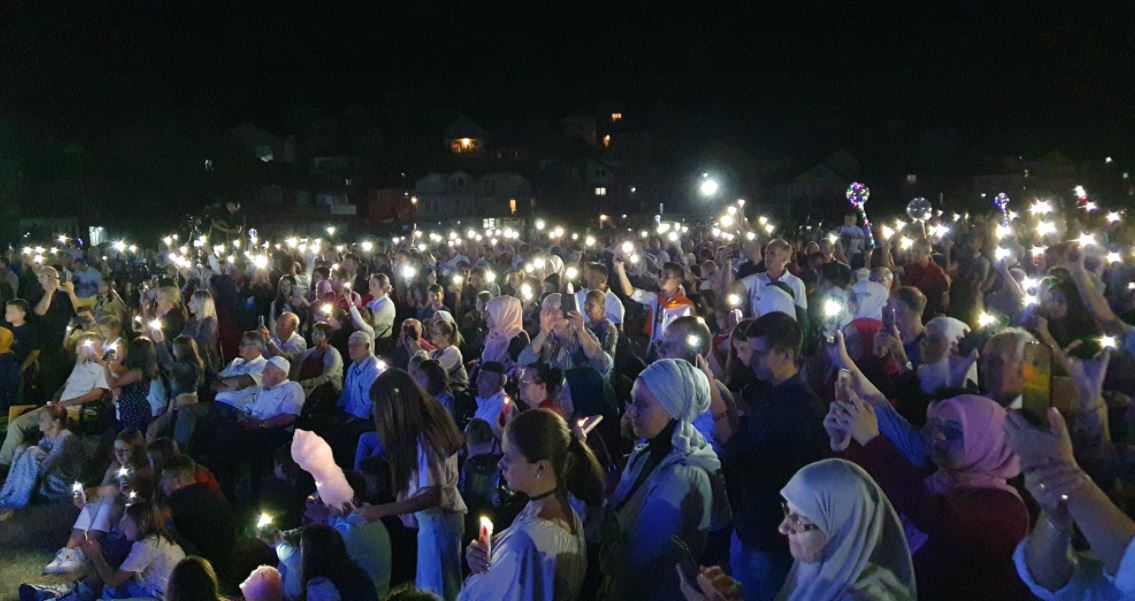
[291,429,356,508]
[240,565,283,601]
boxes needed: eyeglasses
[781,502,819,534]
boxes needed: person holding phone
[459,409,603,601]
[517,294,613,377]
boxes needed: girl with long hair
[355,368,466,601]
[412,359,456,421]
[183,290,221,374]
[78,500,186,600]
[109,337,161,432]
[459,409,604,601]
[428,318,468,393]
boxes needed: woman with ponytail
[458,408,603,601]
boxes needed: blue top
[338,357,383,420]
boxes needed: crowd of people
[1,196,1134,600]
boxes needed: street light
[698,177,720,198]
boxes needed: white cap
[267,356,290,375]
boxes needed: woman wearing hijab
[827,393,1030,600]
[598,359,728,601]
[775,459,915,600]
[481,296,529,368]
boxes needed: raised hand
[824,402,852,452]
[1004,407,1076,471]
[947,341,979,388]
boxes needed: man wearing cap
[472,362,508,439]
[332,330,384,466]
[215,356,304,500]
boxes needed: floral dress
[0,429,81,508]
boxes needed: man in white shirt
[613,258,697,352]
[332,330,385,466]
[574,262,625,328]
[212,331,269,411]
[472,361,509,439]
[0,334,109,467]
[217,356,305,498]
[735,239,807,315]
[261,312,307,374]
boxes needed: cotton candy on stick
[290,429,355,508]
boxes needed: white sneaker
[42,547,85,575]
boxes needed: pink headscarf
[923,394,1021,501]
[481,295,524,363]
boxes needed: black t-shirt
[31,290,74,354]
[6,322,40,365]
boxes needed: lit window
[611,113,623,121]
[595,187,607,196]
[450,138,478,153]
[509,199,517,214]
[906,174,917,184]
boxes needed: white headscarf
[756,284,797,320]
[917,316,974,394]
[637,358,712,455]
[481,295,524,363]
[851,281,889,321]
[777,459,916,601]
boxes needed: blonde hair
[189,290,217,319]
[157,286,182,309]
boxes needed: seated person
[260,311,307,370]
[211,331,269,414]
[0,333,109,471]
[43,429,151,575]
[333,331,383,467]
[159,455,236,586]
[213,357,304,501]
[0,403,82,514]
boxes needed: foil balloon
[906,197,933,221]
[846,182,874,251]
[846,182,870,208]
[994,193,1010,224]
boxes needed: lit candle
[479,515,494,559]
[320,304,333,316]
[978,312,997,328]
[256,513,274,530]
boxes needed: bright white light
[621,241,634,254]
[686,334,701,348]
[360,241,374,252]
[727,293,742,307]
[667,231,680,242]
[112,240,127,252]
[401,265,418,279]
[899,237,913,250]
[1074,185,1088,199]
[765,224,775,234]
[1108,252,1122,264]
[485,270,496,283]
[520,283,534,301]
[535,219,546,231]
[585,236,596,247]
[995,224,1013,240]
[1083,201,1098,212]
[629,254,640,265]
[1035,221,1056,236]
[1030,201,1053,216]
[827,233,839,244]
[533,257,546,270]
[565,266,579,280]
[928,224,950,238]
[726,206,737,217]
[698,178,720,197]
[994,247,1011,260]
[1100,336,1118,349]
[758,216,769,226]
[452,275,463,286]
[720,215,734,228]
[1108,212,1123,223]
[1077,233,1098,248]
[1030,245,1047,258]
[881,225,895,240]
[978,312,997,327]
[148,319,163,331]
[326,226,336,236]
[252,255,269,270]
[257,513,274,529]
[1022,293,1039,307]
[822,298,844,319]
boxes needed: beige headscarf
[777,459,916,601]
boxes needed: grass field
[0,501,84,601]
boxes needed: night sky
[2,3,1134,175]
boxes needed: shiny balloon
[846,182,870,208]
[906,197,933,221]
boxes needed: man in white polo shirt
[214,356,304,500]
[0,333,109,468]
[260,312,307,376]
[735,238,807,316]
[212,331,269,412]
